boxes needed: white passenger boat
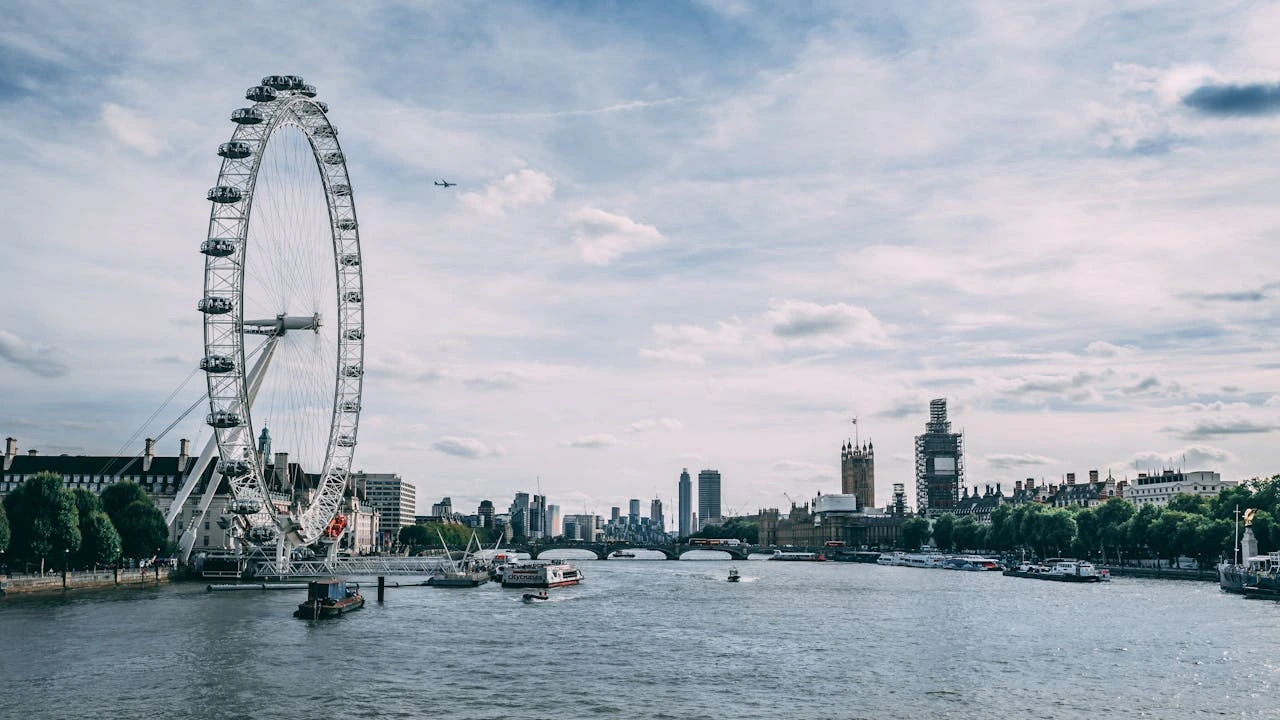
[499,560,584,588]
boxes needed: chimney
[27,448,38,456]
[178,438,190,472]
[274,451,289,490]
[144,438,155,471]
[1089,470,1099,483]
[1066,472,1075,486]
[3,437,15,471]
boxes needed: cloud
[569,207,666,266]
[432,436,502,458]
[876,398,925,419]
[1129,445,1235,469]
[463,370,528,391]
[985,453,1056,470]
[642,300,887,363]
[763,300,889,349]
[1005,371,1109,396]
[101,103,166,156]
[459,169,554,216]
[562,433,618,449]
[638,347,706,366]
[1170,417,1278,441]
[0,330,69,378]
[1182,82,1280,116]
[1085,341,1135,358]
[627,417,684,433]
[1187,283,1280,303]
[1187,401,1252,413]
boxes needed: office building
[357,472,417,545]
[628,498,640,526]
[678,468,693,538]
[650,498,664,533]
[546,504,562,538]
[698,469,722,529]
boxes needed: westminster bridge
[505,540,773,561]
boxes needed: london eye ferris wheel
[198,75,364,558]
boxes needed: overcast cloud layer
[3,2,1279,523]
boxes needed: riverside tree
[900,517,930,550]
[931,513,956,552]
[689,516,758,544]
[100,481,170,561]
[3,471,81,574]
[0,498,9,554]
[72,489,119,569]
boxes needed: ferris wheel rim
[199,76,364,548]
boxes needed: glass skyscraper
[697,469,721,529]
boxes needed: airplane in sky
[434,179,456,187]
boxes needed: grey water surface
[1,557,1275,719]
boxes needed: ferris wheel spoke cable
[96,337,272,478]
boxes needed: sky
[3,1,1280,524]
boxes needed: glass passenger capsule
[200,355,235,373]
[206,410,242,428]
[219,459,253,477]
[335,435,356,448]
[321,151,344,165]
[207,186,242,204]
[217,141,252,159]
[200,238,236,257]
[245,85,277,103]
[339,253,360,267]
[343,365,364,378]
[342,291,363,303]
[198,296,234,314]
[335,218,357,231]
[330,184,351,197]
[343,328,364,341]
[229,498,262,514]
[248,526,278,542]
[297,84,317,97]
[231,107,264,124]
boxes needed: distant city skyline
[4,3,1279,521]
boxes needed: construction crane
[783,492,798,508]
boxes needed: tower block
[841,440,875,510]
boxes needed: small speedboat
[728,567,741,582]
[522,591,550,603]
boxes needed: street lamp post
[62,548,69,589]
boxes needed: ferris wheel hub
[243,313,322,336]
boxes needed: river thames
[1,555,1276,719]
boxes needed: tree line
[1,472,172,574]
[398,521,499,552]
[895,474,1279,567]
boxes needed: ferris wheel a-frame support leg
[177,337,281,564]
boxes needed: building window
[203,536,209,547]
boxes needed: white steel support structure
[199,76,364,562]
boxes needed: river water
[1,553,1276,719]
